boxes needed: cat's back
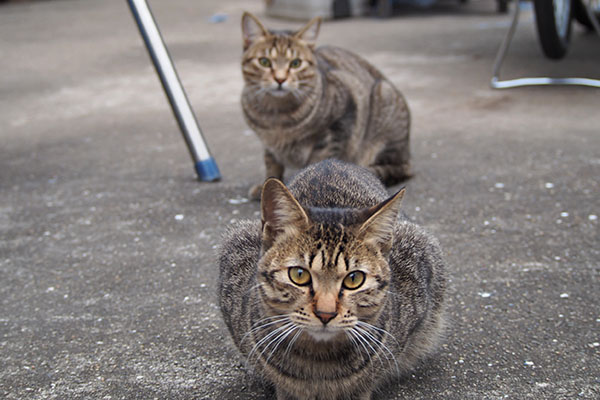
[315,45,386,82]
[287,159,388,209]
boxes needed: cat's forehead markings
[337,252,348,271]
[270,47,278,58]
[334,245,348,271]
[309,250,324,272]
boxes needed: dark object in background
[374,0,394,17]
[370,0,511,18]
[265,0,365,19]
[497,0,509,13]
[333,0,352,18]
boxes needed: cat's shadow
[375,361,446,399]
[210,361,444,400]
[212,367,275,399]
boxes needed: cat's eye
[289,58,302,69]
[288,267,311,286]
[258,57,271,68]
[342,271,365,290]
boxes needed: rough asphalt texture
[1,0,598,399]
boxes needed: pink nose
[314,310,337,325]
[275,77,286,85]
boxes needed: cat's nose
[314,310,337,325]
[274,76,286,85]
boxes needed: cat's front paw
[248,183,263,201]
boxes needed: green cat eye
[258,57,271,68]
[342,271,365,290]
[288,267,311,286]
[289,58,301,69]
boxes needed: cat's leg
[249,149,284,200]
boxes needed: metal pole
[127,0,221,181]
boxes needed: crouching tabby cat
[219,160,446,400]
[241,12,412,200]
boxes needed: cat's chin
[305,327,344,342]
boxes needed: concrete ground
[1,0,599,399]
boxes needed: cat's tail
[369,161,412,187]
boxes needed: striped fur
[241,12,412,200]
[218,160,446,400]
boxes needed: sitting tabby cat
[241,12,412,200]
[219,160,446,400]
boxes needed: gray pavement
[1,0,599,399]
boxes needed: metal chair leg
[490,0,600,89]
[128,0,221,181]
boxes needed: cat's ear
[241,12,269,50]
[293,16,321,47]
[261,178,310,250]
[358,188,405,252]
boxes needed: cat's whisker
[283,328,303,358]
[244,283,263,295]
[264,325,299,364]
[350,327,386,370]
[248,319,291,350]
[250,314,290,327]
[289,89,301,102]
[252,323,296,368]
[241,315,291,344]
[354,326,390,357]
[356,320,401,347]
[247,85,270,102]
[345,330,369,364]
[294,80,314,89]
[247,322,294,367]
[353,325,400,375]
[247,315,290,335]
[244,296,264,310]
[348,329,376,363]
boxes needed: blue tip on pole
[195,158,221,182]
[128,0,221,182]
